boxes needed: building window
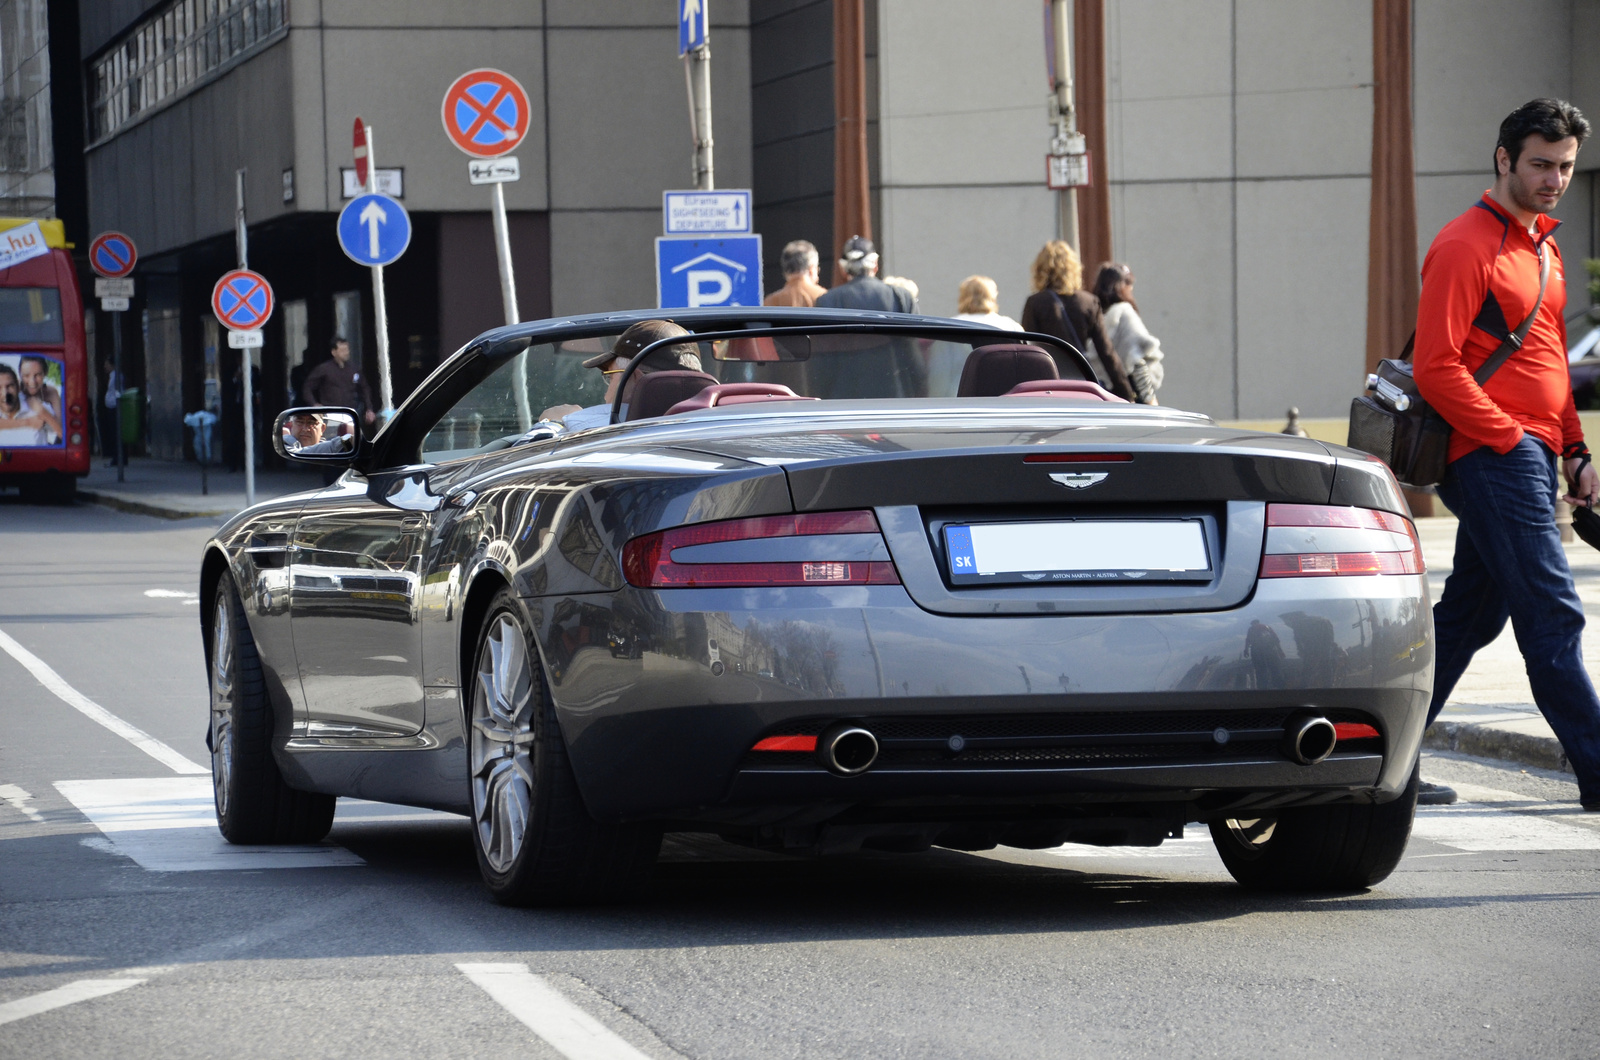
[0,0,54,217]
[88,0,286,144]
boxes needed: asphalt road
[3,498,1599,1060]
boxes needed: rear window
[0,288,63,343]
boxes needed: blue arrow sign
[337,193,411,267]
[657,236,763,309]
[679,0,707,55]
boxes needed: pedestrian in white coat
[1093,263,1165,405]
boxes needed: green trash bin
[118,388,141,446]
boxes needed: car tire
[1208,768,1418,891]
[210,575,336,844]
[469,589,661,906]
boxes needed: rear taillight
[1260,503,1423,578]
[621,510,901,588]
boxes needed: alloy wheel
[210,596,234,818]
[1220,817,1277,858]
[471,613,537,874]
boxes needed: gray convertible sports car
[200,307,1431,905]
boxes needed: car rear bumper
[531,576,1432,823]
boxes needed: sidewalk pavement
[60,456,1591,778]
[74,457,325,519]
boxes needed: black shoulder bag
[1348,246,1550,489]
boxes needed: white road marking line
[0,893,376,1028]
[0,978,146,1028]
[144,589,197,598]
[457,963,654,1060]
[0,628,207,775]
[55,777,366,871]
[0,783,44,822]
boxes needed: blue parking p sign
[656,236,763,309]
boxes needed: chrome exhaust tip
[1282,714,1337,765]
[818,724,879,776]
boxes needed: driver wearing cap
[542,319,703,432]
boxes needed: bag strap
[1471,244,1551,386]
[1398,241,1551,375]
[1048,289,1085,352]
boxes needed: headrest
[956,343,1059,397]
[1003,378,1126,403]
[624,370,718,421]
[665,383,816,415]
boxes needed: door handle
[400,516,426,531]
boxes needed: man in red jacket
[1414,98,1600,810]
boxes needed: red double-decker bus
[0,219,89,503]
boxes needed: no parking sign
[441,69,530,158]
[89,232,137,278]
[211,269,274,332]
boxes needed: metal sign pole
[236,168,254,507]
[490,180,519,326]
[365,124,394,415]
[113,311,124,482]
[688,42,714,189]
[1049,0,1079,252]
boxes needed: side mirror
[274,406,360,464]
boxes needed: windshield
[419,326,1085,464]
[0,288,63,344]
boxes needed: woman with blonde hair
[952,275,1022,330]
[1019,241,1136,401]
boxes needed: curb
[76,488,232,520]
[1423,719,1572,775]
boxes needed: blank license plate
[944,520,1212,585]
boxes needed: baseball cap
[609,319,702,372]
[840,235,876,263]
[581,350,626,370]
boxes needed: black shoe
[1418,780,1458,805]
[1582,801,1600,812]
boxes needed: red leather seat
[666,383,816,415]
[956,344,1059,397]
[1002,378,1126,403]
[624,371,718,421]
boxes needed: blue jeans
[1430,436,1600,802]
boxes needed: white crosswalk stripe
[1410,782,1600,851]
[1042,783,1600,863]
[55,777,462,872]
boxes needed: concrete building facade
[54,0,1600,462]
[73,0,752,461]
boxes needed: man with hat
[282,409,354,455]
[814,236,916,314]
[811,236,923,397]
[542,319,703,432]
